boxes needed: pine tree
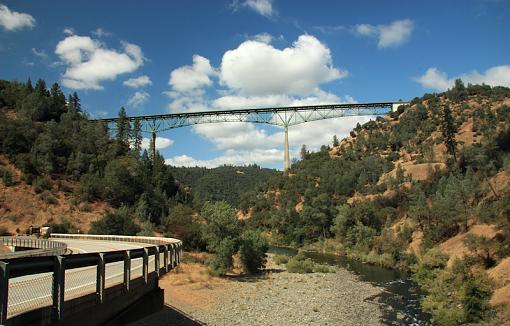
[131,119,142,154]
[333,135,339,147]
[441,104,457,162]
[116,107,130,151]
[300,144,308,160]
[26,78,33,93]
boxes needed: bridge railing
[0,234,182,325]
[0,237,67,260]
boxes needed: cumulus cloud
[164,33,366,169]
[416,65,510,91]
[55,35,145,90]
[166,148,283,168]
[63,27,74,35]
[232,0,274,18]
[220,35,347,96]
[0,4,35,31]
[355,19,414,48]
[127,91,150,108]
[123,75,152,88]
[169,55,216,93]
[141,137,174,150]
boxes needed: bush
[1,168,15,186]
[33,176,52,194]
[285,252,334,273]
[286,256,315,273]
[239,229,268,274]
[0,226,11,236]
[40,190,58,205]
[89,207,140,235]
[272,255,289,265]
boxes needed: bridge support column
[0,262,9,325]
[283,126,290,172]
[52,256,65,321]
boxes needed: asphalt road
[8,239,159,318]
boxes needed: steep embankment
[0,154,111,234]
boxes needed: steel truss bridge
[96,102,407,170]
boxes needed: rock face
[153,256,384,326]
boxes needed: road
[8,239,158,318]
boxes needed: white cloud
[63,27,74,35]
[141,137,174,150]
[166,148,282,168]
[55,35,145,90]
[92,27,111,38]
[220,34,347,96]
[123,75,152,88]
[169,55,216,93]
[415,67,452,91]
[252,32,273,44]
[31,48,47,58]
[355,19,414,48]
[232,0,274,18]
[0,4,35,31]
[416,65,510,91]
[127,91,150,108]
[164,33,365,169]
[244,0,274,17]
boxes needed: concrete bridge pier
[283,126,290,172]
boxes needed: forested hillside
[0,79,184,235]
[170,165,278,208]
[240,80,510,325]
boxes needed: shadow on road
[128,304,204,326]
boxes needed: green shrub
[286,256,315,273]
[33,176,52,194]
[89,206,140,235]
[273,255,289,265]
[40,190,58,205]
[239,229,268,274]
[1,169,15,186]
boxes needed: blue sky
[1,0,509,169]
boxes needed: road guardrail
[0,234,182,325]
[0,237,67,260]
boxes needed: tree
[441,104,457,162]
[201,201,242,275]
[89,207,140,235]
[115,107,130,154]
[333,135,339,147]
[300,144,308,160]
[239,229,269,274]
[131,119,142,154]
[464,234,498,268]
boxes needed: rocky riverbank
[136,253,384,325]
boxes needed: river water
[268,246,432,325]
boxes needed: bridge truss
[95,102,406,170]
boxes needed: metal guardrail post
[124,250,131,292]
[52,256,65,321]
[96,253,105,303]
[0,262,9,325]
[154,246,160,277]
[163,246,169,272]
[142,248,148,284]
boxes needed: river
[268,246,432,325]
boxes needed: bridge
[96,102,407,170]
[0,234,182,325]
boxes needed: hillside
[242,81,510,325]
[169,165,279,208]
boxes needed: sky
[1,0,509,169]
